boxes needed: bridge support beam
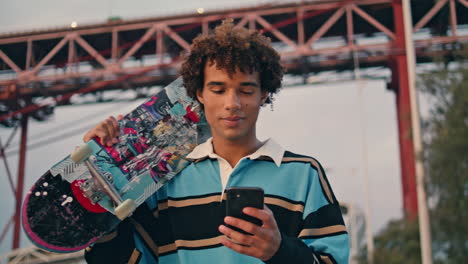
[391,0,418,220]
[12,115,28,249]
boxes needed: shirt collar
[186,137,284,167]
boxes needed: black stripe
[265,233,316,264]
[282,151,338,204]
[155,201,225,245]
[146,199,306,247]
[282,152,323,173]
[247,151,317,163]
[164,192,222,202]
[268,204,304,236]
[300,231,348,240]
[265,193,305,206]
[283,151,314,159]
[317,163,338,203]
[159,244,224,257]
[133,231,158,261]
[188,156,217,163]
[159,193,304,208]
[320,252,338,264]
[130,204,160,260]
[84,219,136,264]
[237,150,337,206]
[159,249,176,257]
[255,156,275,162]
[303,203,345,229]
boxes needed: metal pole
[349,202,359,264]
[402,1,433,263]
[12,114,28,249]
[357,80,374,264]
[353,37,373,263]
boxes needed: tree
[358,47,467,263]
[357,218,421,264]
[419,46,468,263]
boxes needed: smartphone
[225,187,264,235]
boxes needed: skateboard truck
[71,145,137,220]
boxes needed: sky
[0,0,418,257]
[0,0,286,34]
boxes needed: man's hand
[218,205,281,261]
[83,115,122,146]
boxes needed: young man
[84,20,349,263]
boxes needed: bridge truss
[0,0,467,255]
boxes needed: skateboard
[22,78,210,253]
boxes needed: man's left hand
[218,205,281,261]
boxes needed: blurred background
[0,0,466,263]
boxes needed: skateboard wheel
[115,199,137,220]
[71,144,93,163]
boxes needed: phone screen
[225,187,264,235]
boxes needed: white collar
[186,137,284,167]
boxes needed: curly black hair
[180,19,284,105]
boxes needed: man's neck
[212,136,262,168]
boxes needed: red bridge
[0,0,467,252]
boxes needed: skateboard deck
[22,78,210,253]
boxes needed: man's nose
[224,91,241,111]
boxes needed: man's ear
[196,89,205,104]
[260,91,268,105]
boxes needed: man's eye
[241,90,254,95]
[212,90,224,94]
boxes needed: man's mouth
[224,116,242,121]
[222,116,244,127]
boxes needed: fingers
[83,116,120,146]
[220,217,262,242]
[243,206,276,229]
[219,206,282,261]
[219,233,260,258]
[105,116,120,140]
[83,130,92,143]
[218,219,279,261]
[219,225,253,246]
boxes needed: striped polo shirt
[86,138,349,264]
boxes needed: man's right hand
[83,115,122,147]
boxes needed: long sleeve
[84,218,137,263]
[84,203,159,264]
[266,159,350,264]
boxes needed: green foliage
[357,219,421,264]
[358,47,467,263]
[419,47,468,263]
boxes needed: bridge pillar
[391,0,418,220]
[12,114,28,249]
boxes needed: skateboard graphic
[22,78,210,253]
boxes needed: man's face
[197,62,267,143]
